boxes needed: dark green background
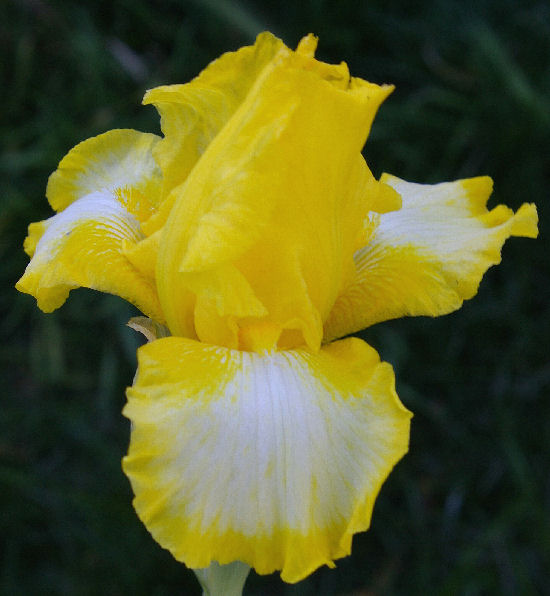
[2,0,548,594]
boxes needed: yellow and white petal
[324,175,539,341]
[16,190,164,321]
[156,37,393,350]
[46,129,162,217]
[122,336,411,583]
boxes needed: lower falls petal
[16,191,164,321]
[325,175,538,341]
[16,128,165,322]
[122,336,411,583]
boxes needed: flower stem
[193,561,251,596]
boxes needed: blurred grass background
[1,0,548,594]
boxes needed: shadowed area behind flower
[2,0,549,594]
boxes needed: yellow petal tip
[511,202,539,238]
[296,33,318,57]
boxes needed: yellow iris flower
[16,32,538,586]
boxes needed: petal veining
[123,336,411,583]
[325,175,538,341]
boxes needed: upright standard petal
[123,336,411,583]
[156,37,394,350]
[324,175,539,341]
[16,130,165,321]
[142,31,285,210]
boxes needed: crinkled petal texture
[143,32,286,212]
[123,336,411,583]
[156,35,397,351]
[324,175,539,341]
[16,129,165,322]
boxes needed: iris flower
[17,32,537,591]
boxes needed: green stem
[193,561,251,596]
